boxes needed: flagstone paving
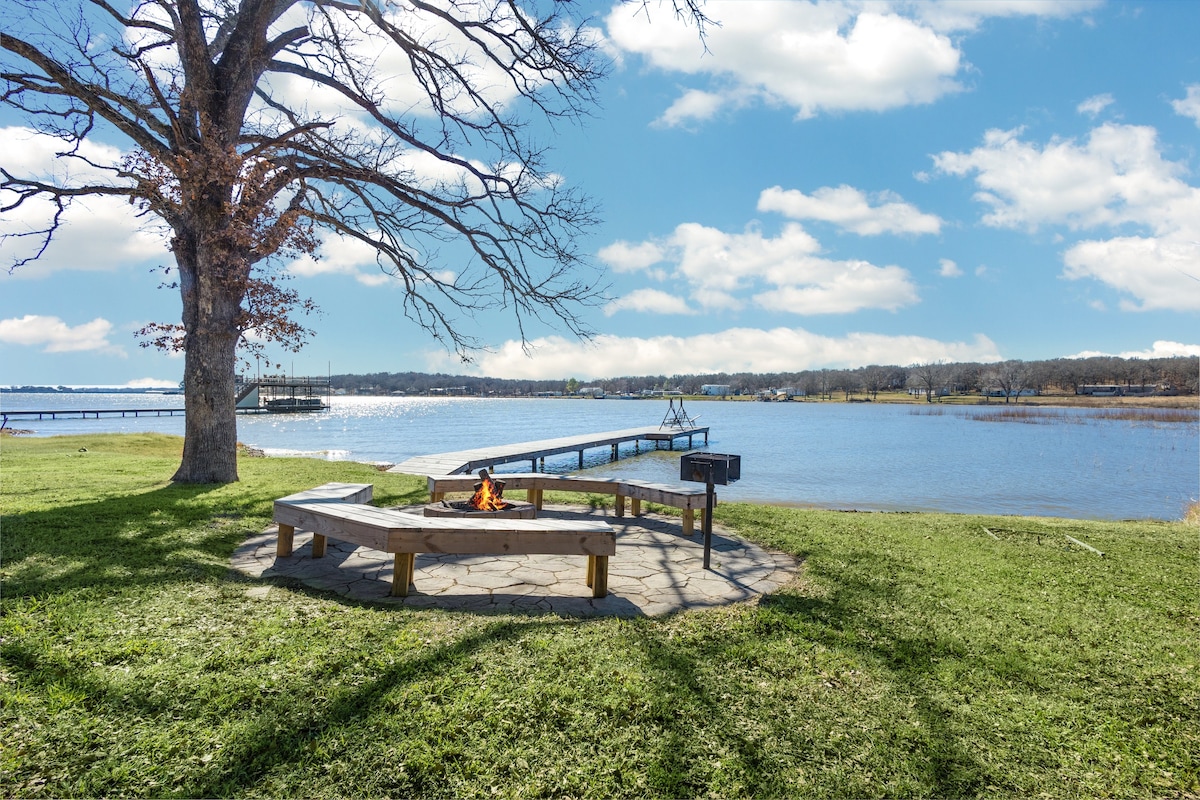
[232,504,798,617]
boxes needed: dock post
[611,444,618,462]
[530,459,537,472]
[578,450,584,469]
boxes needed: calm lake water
[3,392,1197,521]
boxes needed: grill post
[702,478,715,569]
[680,453,741,570]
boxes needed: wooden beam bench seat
[273,484,616,598]
[426,473,713,536]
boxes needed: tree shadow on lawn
[175,615,566,797]
[753,548,1000,796]
[1,481,430,599]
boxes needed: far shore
[559,390,1200,410]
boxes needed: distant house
[578,386,605,398]
[701,384,731,396]
[1077,384,1154,396]
[982,388,1039,397]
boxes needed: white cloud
[606,2,964,126]
[603,288,694,316]
[0,127,168,276]
[656,89,729,128]
[288,232,395,287]
[0,315,124,355]
[933,124,1195,232]
[1077,93,1114,118]
[934,123,1200,311]
[597,240,667,272]
[606,220,919,315]
[938,258,963,277]
[0,126,124,183]
[261,2,543,122]
[758,185,942,235]
[911,0,1102,32]
[751,260,918,314]
[1063,236,1200,312]
[602,0,1099,127]
[430,328,1002,379]
[1067,340,1200,359]
[1171,84,1200,127]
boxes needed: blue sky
[2,0,1199,386]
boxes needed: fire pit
[422,468,537,519]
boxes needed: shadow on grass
[177,617,555,797]
[754,550,993,795]
[600,539,996,796]
[2,481,429,599]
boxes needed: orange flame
[470,470,506,511]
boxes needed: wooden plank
[1065,535,1105,556]
[425,473,713,528]
[273,501,615,555]
[277,482,374,504]
[391,426,709,476]
[273,503,396,551]
[394,530,615,556]
[272,485,619,599]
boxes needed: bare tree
[860,365,888,400]
[1,0,706,482]
[983,359,1031,404]
[908,361,944,403]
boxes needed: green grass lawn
[2,433,1197,798]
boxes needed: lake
[3,392,1197,521]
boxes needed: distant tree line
[331,355,1198,398]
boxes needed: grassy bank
[2,434,1197,798]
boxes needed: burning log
[470,468,508,511]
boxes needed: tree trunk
[174,329,240,483]
[171,228,246,484]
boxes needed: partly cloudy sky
[2,0,1199,385]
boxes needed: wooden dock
[388,425,710,475]
[1,407,185,428]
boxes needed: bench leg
[589,555,609,598]
[631,498,642,517]
[615,494,625,517]
[276,523,295,557]
[683,509,695,536]
[392,553,414,597]
[527,487,544,509]
[431,491,444,503]
[311,533,327,558]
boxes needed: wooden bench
[273,483,616,598]
[426,473,713,536]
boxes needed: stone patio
[231,504,797,617]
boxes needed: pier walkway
[388,425,709,475]
[2,408,184,429]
